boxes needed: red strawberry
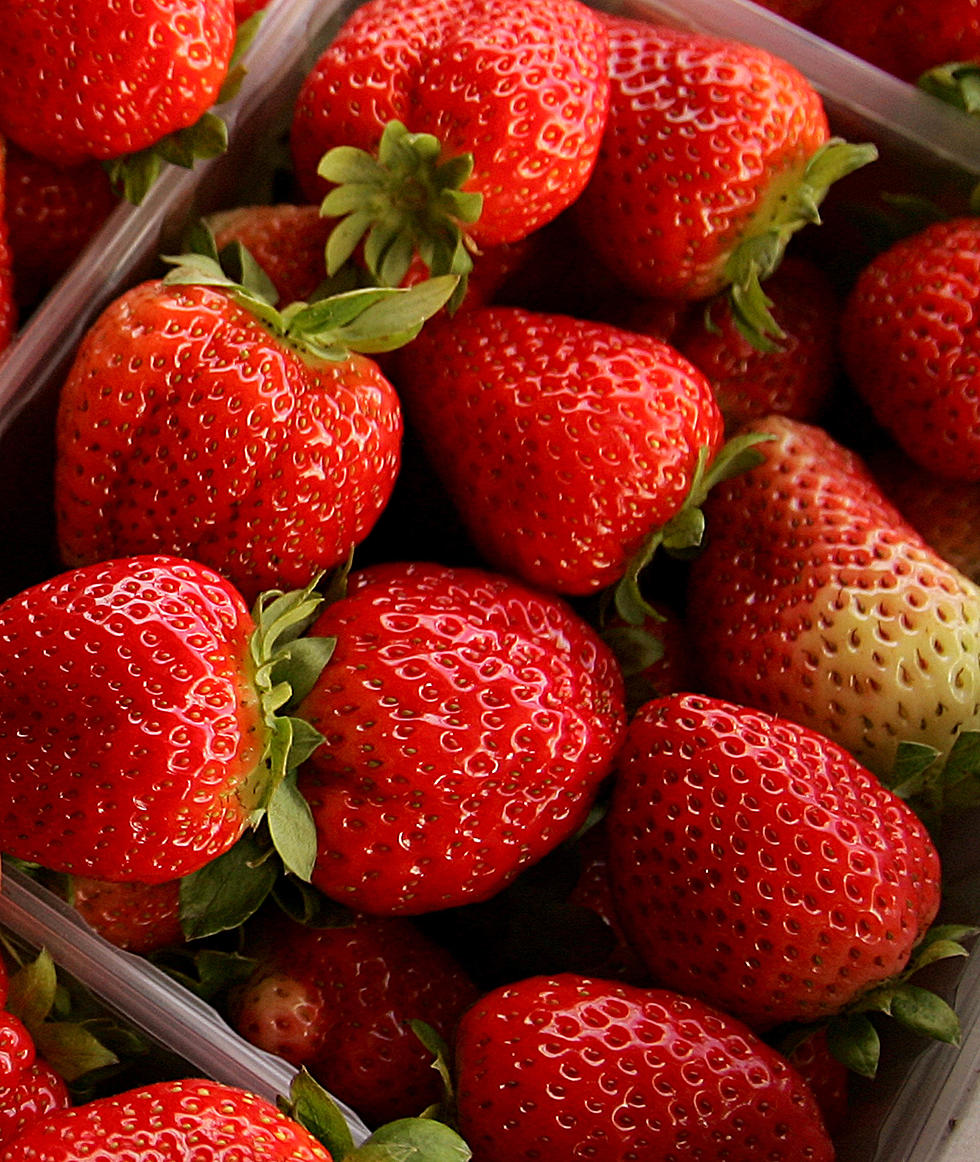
[392,305,726,597]
[228,908,479,1126]
[4,142,118,315]
[454,974,835,1162]
[573,16,875,344]
[0,1011,35,1084]
[290,0,609,285]
[0,1,237,199]
[605,692,941,1030]
[0,1059,71,1149]
[685,415,980,780]
[785,1029,850,1136]
[53,248,453,605]
[295,560,626,915]
[839,215,980,482]
[750,0,828,23]
[0,1078,333,1160]
[0,554,328,884]
[64,876,184,955]
[672,254,840,431]
[0,135,15,351]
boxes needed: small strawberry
[605,692,942,1032]
[228,908,479,1126]
[573,16,875,345]
[0,1,238,202]
[839,215,980,482]
[54,237,455,605]
[0,1059,71,1149]
[295,559,627,915]
[4,143,118,315]
[0,555,331,884]
[290,0,609,286]
[685,414,980,782]
[454,974,835,1161]
[0,1078,334,1160]
[392,305,730,598]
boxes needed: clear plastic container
[0,0,978,1157]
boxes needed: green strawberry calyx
[918,61,980,116]
[783,923,978,1080]
[104,10,265,206]
[724,137,879,351]
[884,729,980,835]
[162,220,459,359]
[610,430,774,627]
[316,118,485,309]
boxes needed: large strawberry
[573,16,875,345]
[290,0,609,286]
[228,908,479,1126]
[454,974,835,1162]
[392,305,735,599]
[685,414,980,782]
[295,560,627,915]
[54,239,455,605]
[839,215,980,482]
[606,693,943,1035]
[0,0,239,202]
[0,555,330,884]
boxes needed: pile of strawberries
[0,0,980,1159]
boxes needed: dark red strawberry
[64,876,184,955]
[0,135,15,350]
[573,15,875,345]
[454,974,835,1161]
[296,560,626,915]
[228,908,479,1126]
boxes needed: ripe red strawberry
[54,248,454,605]
[839,215,980,482]
[0,1010,35,1083]
[672,254,840,431]
[454,974,835,1161]
[605,692,941,1030]
[0,1059,71,1149]
[0,554,328,883]
[785,1029,850,1136]
[0,1,237,196]
[228,908,479,1126]
[4,142,118,314]
[63,876,184,955]
[290,0,609,285]
[295,560,626,915]
[0,136,15,351]
[573,16,874,344]
[0,1078,334,1160]
[685,415,980,779]
[392,305,726,597]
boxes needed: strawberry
[605,692,942,1031]
[572,16,875,345]
[53,241,454,605]
[4,142,118,315]
[295,559,626,915]
[0,1,237,202]
[62,876,184,955]
[0,135,15,351]
[0,1077,334,1160]
[290,0,609,286]
[228,908,479,1126]
[0,554,331,884]
[453,973,835,1161]
[784,1029,850,1136]
[672,254,840,431]
[839,215,980,482]
[391,305,727,598]
[685,414,980,781]
[0,1059,71,1149]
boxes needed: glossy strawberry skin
[296,560,627,915]
[229,909,479,1126]
[54,280,402,604]
[0,556,267,884]
[840,216,980,482]
[606,692,941,1029]
[290,0,609,246]
[574,17,829,300]
[0,1059,71,1150]
[685,415,980,777]
[0,1078,333,1160]
[0,1,236,167]
[393,306,723,596]
[65,876,184,955]
[454,974,835,1162]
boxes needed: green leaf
[356,1118,472,1162]
[32,1021,119,1083]
[888,739,941,797]
[286,1069,357,1161]
[826,1011,881,1078]
[918,61,980,115]
[178,830,278,940]
[6,947,58,1029]
[889,985,962,1044]
[408,1020,455,1105]
[266,773,319,882]
[104,149,162,206]
[601,624,665,678]
[217,8,265,104]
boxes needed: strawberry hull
[0,0,978,1159]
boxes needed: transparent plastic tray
[0,0,977,1157]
